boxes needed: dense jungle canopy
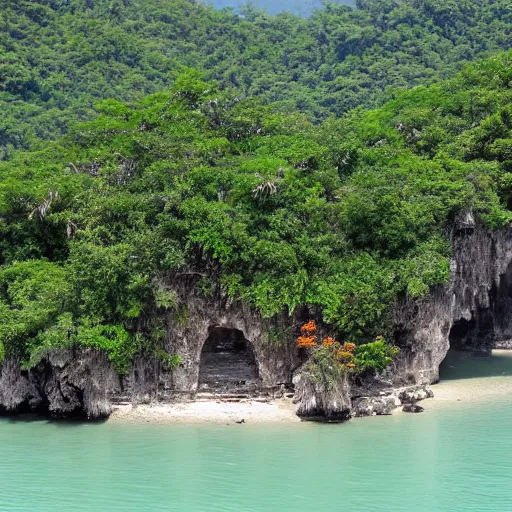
[1,0,512,371]
[1,0,511,155]
[1,53,512,369]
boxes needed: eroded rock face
[122,288,300,403]
[0,359,41,414]
[0,289,300,418]
[293,370,352,422]
[0,348,118,419]
[392,222,512,385]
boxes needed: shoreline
[427,349,512,409]
[108,350,512,424]
[109,397,300,425]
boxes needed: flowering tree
[296,321,398,374]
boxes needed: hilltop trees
[1,53,512,371]
[1,0,512,155]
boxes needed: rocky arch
[149,290,301,396]
[198,326,261,393]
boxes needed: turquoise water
[2,354,512,511]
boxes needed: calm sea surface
[1,351,512,512]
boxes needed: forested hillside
[1,53,512,370]
[1,0,511,156]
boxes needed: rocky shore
[104,382,437,425]
[2,219,512,423]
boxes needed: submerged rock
[402,404,424,413]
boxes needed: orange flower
[337,350,353,360]
[300,320,317,334]
[322,337,335,347]
[343,342,356,352]
[297,336,317,348]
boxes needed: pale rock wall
[392,221,512,385]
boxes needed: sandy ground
[109,398,300,425]
[429,375,512,409]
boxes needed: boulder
[293,370,351,422]
[352,396,400,417]
[402,404,424,413]
[398,386,434,404]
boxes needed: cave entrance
[438,287,512,387]
[198,327,260,394]
[448,309,495,353]
[441,265,512,381]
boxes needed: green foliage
[2,0,512,155]
[0,260,70,359]
[354,338,400,373]
[304,343,346,386]
[153,285,178,310]
[155,350,182,371]
[2,52,512,372]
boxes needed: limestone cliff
[0,288,301,418]
[392,218,512,386]
[0,348,117,419]
[293,370,351,422]
[1,219,512,420]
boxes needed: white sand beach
[109,397,300,424]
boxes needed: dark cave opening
[447,260,512,354]
[448,310,495,353]
[198,327,260,393]
[441,262,512,381]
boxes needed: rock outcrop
[392,221,512,385]
[351,384,433,418]
[0,348,118,419]
[293,370,352,422]
[1,219,511,421]
[352,396,397,417]
[0,359,41,414]
[402,404,424,413]
[0,289,301,418]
